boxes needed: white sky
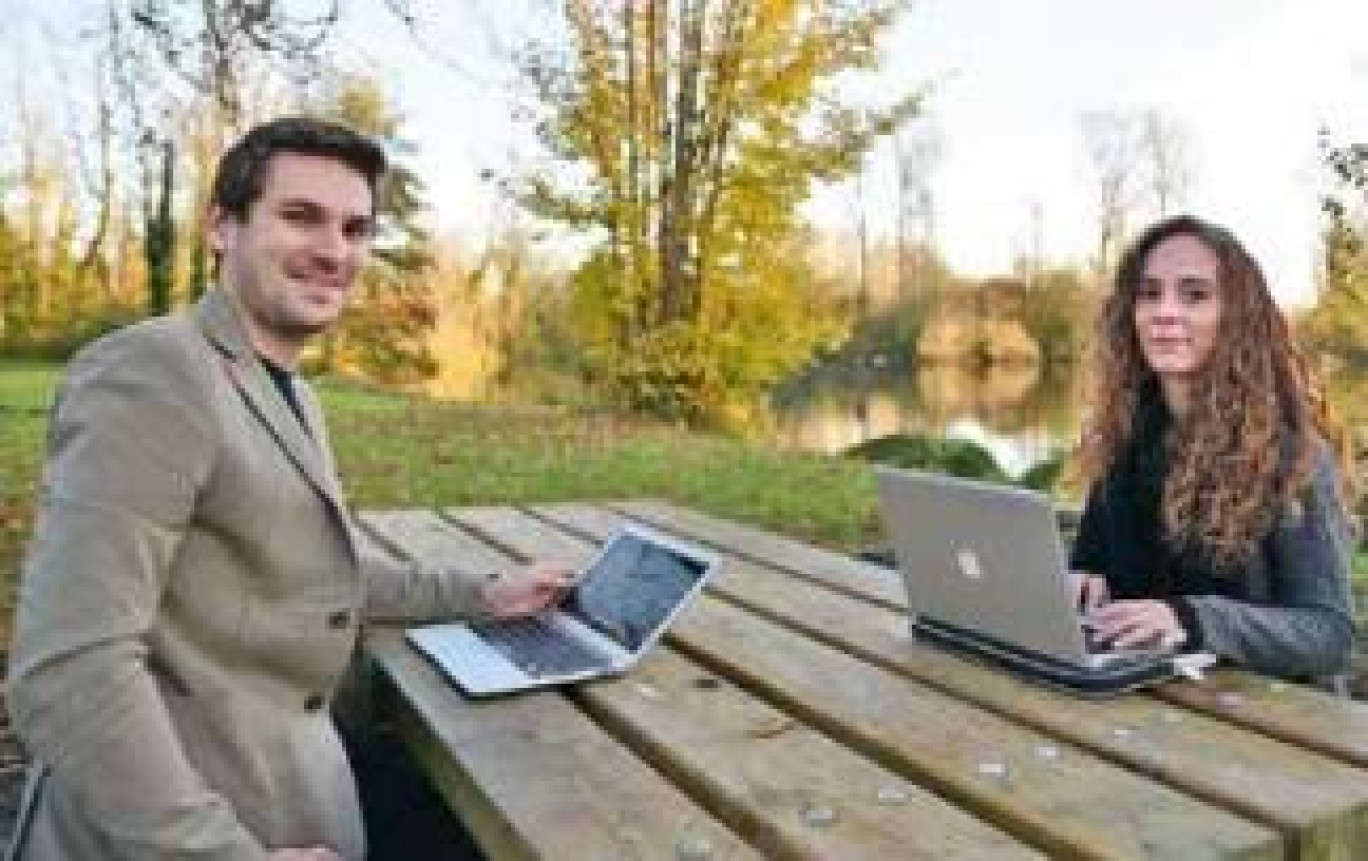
[8,0,1368,306]
[815,0,1368,306]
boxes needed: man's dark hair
[210,116,387,220]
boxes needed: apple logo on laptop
[955,548,984,581]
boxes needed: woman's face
[1132,233,1225,384]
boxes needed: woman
[1071,214,1357,679]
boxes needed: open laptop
[407,525,719,696]
[876,466,1196,695]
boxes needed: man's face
[208,151,375,345]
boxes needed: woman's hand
[1070,571,1110,613]
[480,561,577,618]
[1085,599,1187,650]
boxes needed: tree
[126,0,336,128]
[143,137,176,316]
[1079,109,1143,283]
[513,0,921,423]
[1,2,446,358]
[1305,132,1368,354]
[1139,108,1193,218]
[1010,262,1093,365]
[80,1,347,316]
[0,201,29,348]
[311,74,440,384]
[893,122,942,302]
[1080,107,1195,282]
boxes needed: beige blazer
[7,290,490,860]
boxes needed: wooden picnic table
[358,500,1368,860]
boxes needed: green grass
[316,381,879,547]
[0,360,60,412]
[1,361,55,627]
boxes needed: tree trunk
[145,139,176,316]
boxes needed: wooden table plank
[582,649,1045,860]
[360,509,514,575]
[612,499,1368,770]
[452,505,601,563]
[361,514,761,861]
[458,507,1279,860]
[535,503,1368,858]
[1154,677,1368,769]
[404,509,1043,858]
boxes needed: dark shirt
[1070,395,1242,648]
[259,355,311,437]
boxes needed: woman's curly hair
[1078,215,1351,571]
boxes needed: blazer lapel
[195,290,347,515]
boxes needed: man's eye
[345,221,375,241]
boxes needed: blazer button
[304,693,326,712]
[328,610,352,629]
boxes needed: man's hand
[269,848,342,860]
[1085,599,1187,650]
[481,561,577,618]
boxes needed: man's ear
[205,204,233,254]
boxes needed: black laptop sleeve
[912,617,1198,697]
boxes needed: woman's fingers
[1088,600,1181,649]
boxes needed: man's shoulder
[65,308,215,391]
[76,308,205,359]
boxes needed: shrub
[846,432,1007,484]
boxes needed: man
[7,117,573,860]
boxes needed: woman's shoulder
[1278,434,1352,533]
[1305,435,1346,493]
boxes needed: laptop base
[912,617,1180,697]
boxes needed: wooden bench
[359,500,1368,860]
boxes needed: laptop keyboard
[471,617,614,678]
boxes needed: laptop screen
[560,532,708,653]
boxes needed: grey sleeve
[1186,448,1355,678]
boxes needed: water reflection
[769,360,1080,477]
[772,358,1368,478]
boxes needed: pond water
[770,359,1368,479]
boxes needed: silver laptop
[407,525,719,696]
[876,466,1167,671]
